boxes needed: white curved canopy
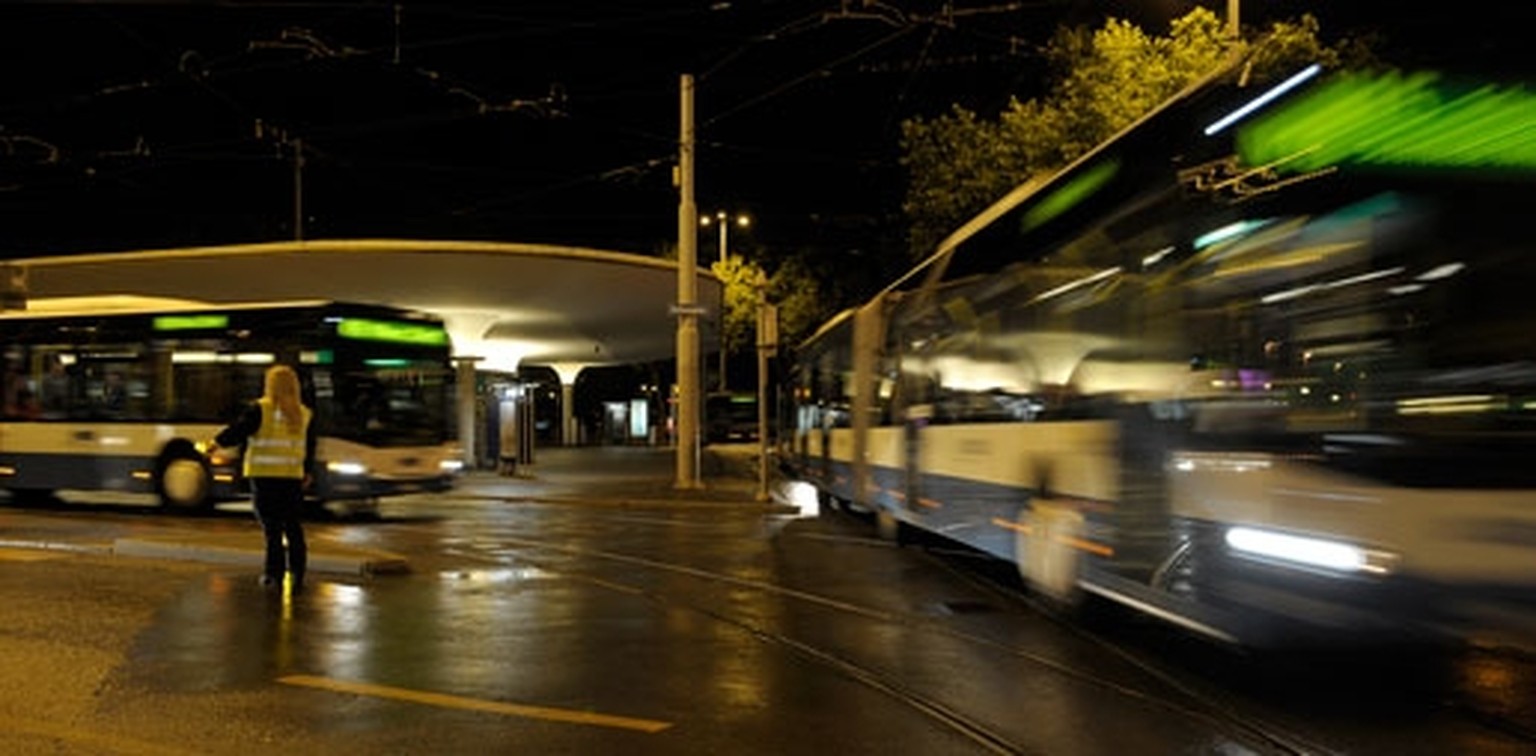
[9,239,723,374]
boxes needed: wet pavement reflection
[3,447,1533,753]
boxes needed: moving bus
[782,60,1536,647]
[706,391,759,443]
[0,298,462,513]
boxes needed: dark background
[0,1,1524,267]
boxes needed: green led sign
[153,314,229,331]
[337,318,448,347]
[1020,160,1120,233]
[1238,71,1536,173]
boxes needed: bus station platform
[454,444,792,512]
[0,444,794,577]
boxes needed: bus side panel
[1170,455,1536,639]
[824,427,857,504]
[0,421,221,495]
[906,421,1120,565]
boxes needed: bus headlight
[326,461,369,476]
[439,459,465,473]
[1224,526,1396,576]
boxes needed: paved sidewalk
[458,444,794,511]
[0,444,794,576]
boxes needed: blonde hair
[263,365,305,432]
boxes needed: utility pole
[755,271,777,502]
[292,137,305,241]
[715,211,728,392]
[701,209,749,393]
[1226,0,1239,39]
[674,74,702,490]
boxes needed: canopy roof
[9,239,722,375]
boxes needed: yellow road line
[278,675,673,733]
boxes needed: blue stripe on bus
[0,452,156,493]
[810,458,1048,564]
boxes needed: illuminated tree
[711,252,827,359]
[899,9,1371,258]
[712,254,767,357]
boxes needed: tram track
[424,524,1329,755]
[914,547,1338,756]
[386,505,1534,753]
[911,534,1536,755]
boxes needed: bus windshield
[322,358,454,448]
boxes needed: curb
[111,537,410,576]
[485,494,800,514]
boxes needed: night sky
[0,2,1525,263]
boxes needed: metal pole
[717,213,728,393]
[755,280,776,503]
[718,212,728,265]
[1226,0,1239,39]
[675,74,702,489]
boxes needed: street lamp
[699,210,750,265]
[700,210,751,392]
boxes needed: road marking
[278,675,673,733]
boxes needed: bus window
[3,361,38,420]
[33,352,69,419]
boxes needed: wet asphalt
[0,445,1532,755]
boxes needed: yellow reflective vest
[242,398,312,479]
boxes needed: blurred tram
[781,59,1536,647]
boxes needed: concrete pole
[454,356,483,468]
[675,74,702,489]
[561,382,576,446]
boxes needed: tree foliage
[712,254,766,356]
[899,9,1371,259]
[712,254,825,356]
[655,237,829,358]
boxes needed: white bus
[0,298,462,513]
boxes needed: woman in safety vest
[209,364,317,592]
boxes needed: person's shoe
[258,575,280,588]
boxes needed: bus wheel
[158,450,212,511]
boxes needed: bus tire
[157,447,212,511]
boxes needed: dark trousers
[251,477,307,584]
